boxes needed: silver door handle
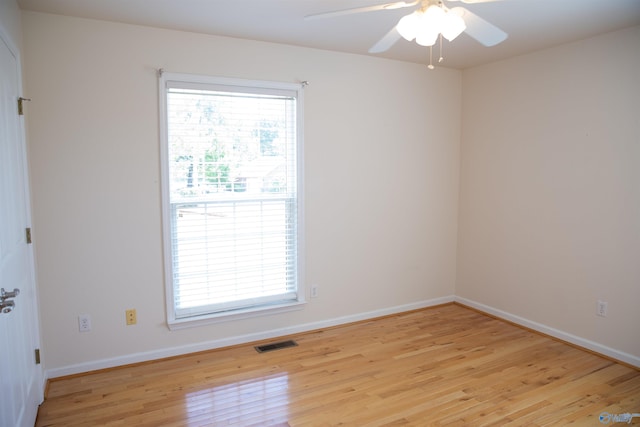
[1,300,15,314]
[0,288,20,302]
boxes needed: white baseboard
[46,295,455,378]
[455,296,640,368]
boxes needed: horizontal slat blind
[163,78,299,320]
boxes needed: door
[0,31,43,427]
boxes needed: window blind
[160,74,301,321]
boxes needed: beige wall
[22,12,461,374]
[457,26,640,360]
[20,7,639,376]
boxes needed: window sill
[167,300,307,331]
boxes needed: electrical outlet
[597,300,608,317]
[126,309,137,325]
[311,284,318,298]
[78,314,91,332]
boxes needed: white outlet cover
[78,314,92,332]
[596,301,608,317]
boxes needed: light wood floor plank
[36,304,640,426]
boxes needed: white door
[0,32,43,427]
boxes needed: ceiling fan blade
[304,1,418,21]
[451,7,507,47]
[369,25,402,53]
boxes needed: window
[159,73,304,328]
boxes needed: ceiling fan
[305,0,508,68]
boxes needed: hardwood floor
[36,304,640,426]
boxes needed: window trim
[158,72,305,330]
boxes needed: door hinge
[18,97,31,116]
[35,349,41,365]
[26,227,32,244]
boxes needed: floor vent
[255,340,298,353]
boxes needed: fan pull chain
[428,46,434,70]
[438,34,444,63]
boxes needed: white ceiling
[17,0,640,69]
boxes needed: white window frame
[159,72,305,330]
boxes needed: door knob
[0,288,20,302]
[1,300,15,314]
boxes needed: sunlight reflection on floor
[184,373,290,425]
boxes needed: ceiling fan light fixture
[397,4,464,47]
[397,11,420,41]
[441,11,466,41]
[307,0,508,71]
[423,4,446,24]
[415,27,439,46]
